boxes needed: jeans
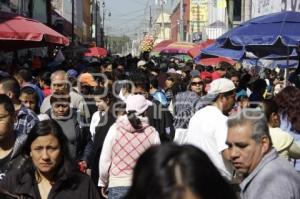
[108,186,130,199]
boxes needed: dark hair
[274,86,300,132]
[21,120,78,183]
[15,68,32,82]
[130,72,150,92]
[127,111,142,130]
[50,91,71,105]
[0,94,15,113]
[149,75,159,89]
[226,69,240,79]
[0,77,21,99]
[262,98,278,122]
[39,71,51,86]
[125,144,237,199]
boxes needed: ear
[30,152,32,157]
[6,91,14,99]
[270,112,279,127]
[260,136,271,154]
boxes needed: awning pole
[284,47,290,87]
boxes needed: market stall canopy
[160,42,196,54]
[188,39,215,58]
[84,47,108,58]
[152,40,173,53]
[199,57,236,66]
[0,11,69,51]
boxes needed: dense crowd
[0,54,299,199]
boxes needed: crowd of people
[0,53,299,199]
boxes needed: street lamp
[102,1,105,47]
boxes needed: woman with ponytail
[98,94,160,199]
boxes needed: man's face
[51,74,68,93]
[221,92,236,114]
[226,123,269,176]
[0,104,14,141]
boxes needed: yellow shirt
[269,127,300,159]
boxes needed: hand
[101,187,108,199]
[78,161,87,173]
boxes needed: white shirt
[186,105,233,180]
[89,110,103,140]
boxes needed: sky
[104,0,178,38]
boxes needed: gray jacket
[240,149,300,199]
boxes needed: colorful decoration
[140,35,155,52]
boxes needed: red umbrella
[188,39,215,58]
[199,57,236,66]
[0,11,69,51]
[84,47,108,58]
[152,40,173,52]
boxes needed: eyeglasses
[191,81,202,86]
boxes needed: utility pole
[102,1,106,48]
[71,0,75,44]
[227,0,234,29]
[46,0,52,26]
[197,4,200,32]
[95,1,99,46]
[149,6,153,32]
[71,0,75,57]
[179,0,184,41]
[161,3,166,40]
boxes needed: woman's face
[30,134,62,176]
[52,102,70,117]
[165,79,174,89]
[94,97,109,111]
[190,77,203,95]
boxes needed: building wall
[170,4,180,41]
[170,0,190,41]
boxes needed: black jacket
[0,170,100,199]
[146,100,175,142]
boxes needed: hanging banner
[252,0,300,18]
[190,0,208,33]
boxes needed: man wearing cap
[186,78,236,180]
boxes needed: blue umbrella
[199,11,300,59]
[218,11,300,47]
[197,11,300,75]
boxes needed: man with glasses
[186,78,236,180]
[0,77,38,137]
